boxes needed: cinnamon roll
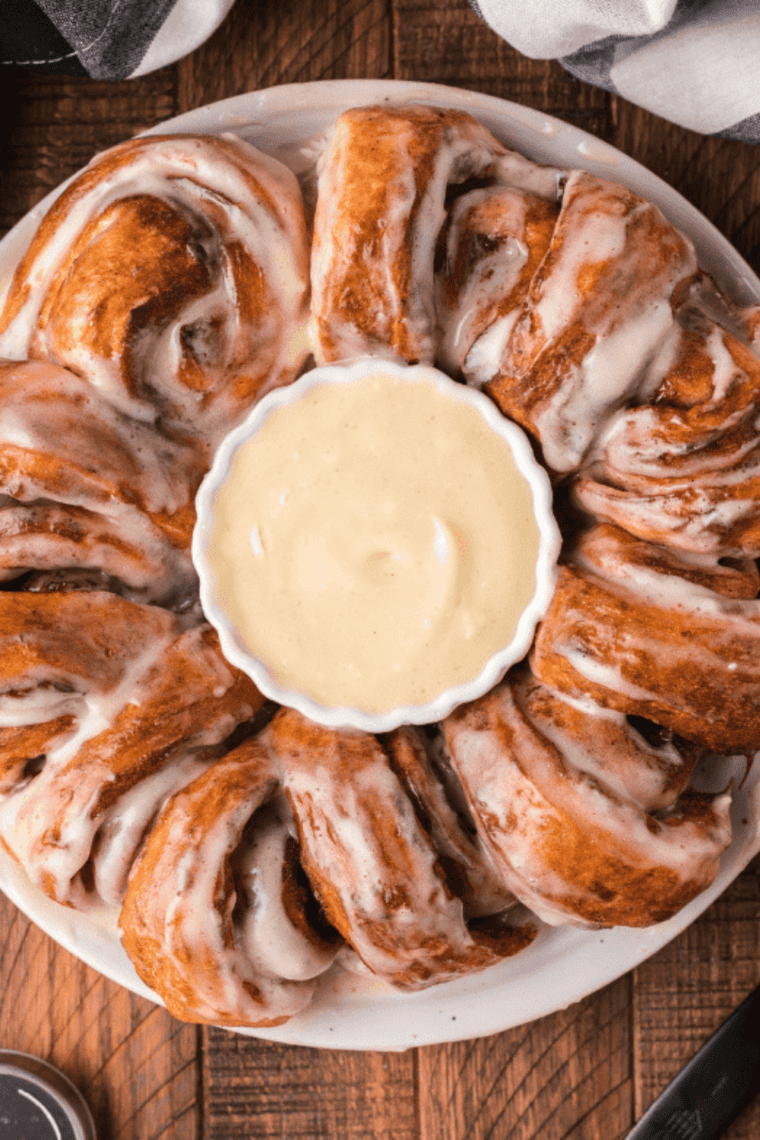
[531,523,760,754]
[383,725,514,919]
[120,739,338,1027]
[265,708,536,991]
[0,134,311,446]
[435,184,559,378]
[0,359,197,603]
[573,315,760,557]
[0,608,264,909]
[484,171,698,472]
[310,103,560,366]
[0,103,756,1030]
[442,671,732,927]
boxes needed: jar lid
[0,1051,96,1140]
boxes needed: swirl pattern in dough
[0,134,312,447]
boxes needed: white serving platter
[1,78,759,1052]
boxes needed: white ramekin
[193,356,561,732]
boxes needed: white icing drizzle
[574,314,760,556]
[152,765,316,1025]
[237,797,337,982]
[444,680,732,929]
[435,186,530,375]
[0,361,194,516]
[517,688,691,815]
[491,170,698,472]
[530,524,760,755]
[462,311,520,387]
[534,297,675,470]
[272,716,508,988]
[0,631,177,900]
[311,105,554,366]
[387,726,515,918]
[89,751,214,908]
[0,134,311,446]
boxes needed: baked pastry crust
[0,358,198,602]
[484,170,698,472]
[531,523,760,754]
[573,316,760,556]
[265,708,536,990]
[311,103,560,366]
[0,133,311,448]
[120,739,337,1026]
[442,671,731,927]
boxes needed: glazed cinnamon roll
[265,708,535,991]
[0,609,264,909]
[0,134,311,446]
[484,171,698,472]
[442,671,732,927]
[531,523,760,754]
[573,315,760,557]
[435,184,559,378]
[0,359,197,603]
[310,103,559,366]
[120,739,339,1027]
[383,725,514,919]
[0,102,756,1029]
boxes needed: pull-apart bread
[0,105,756,1027]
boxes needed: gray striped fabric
[471,0,760,141]
[4,0,235,79]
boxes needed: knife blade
[626,981,760,1140]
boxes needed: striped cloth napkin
[1,0,234,79]
[470,0,760,141]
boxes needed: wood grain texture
[611,106,760,273]
[0,891,199,1139]
[633,856,760,1140]
[418,979,632,1139]
[202,1028,416,1138]
[393,0,614,138]
[0,70,176,237]
[176,0,390,114]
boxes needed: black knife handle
[626,981,760,1140]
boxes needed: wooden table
[2,2,760,1137]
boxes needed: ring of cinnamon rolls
[0,104,756,1028]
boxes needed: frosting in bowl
[195,357,560,730]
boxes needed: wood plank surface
[0,892,199,1139]
[2,1,760,1138]
[176,0,390,110]
[417,978,632,1140]
[634,860,760,1140]
[0,70,176,234]
[203,1030,416,1139]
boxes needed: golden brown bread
[573,316,760,557]
[0,718,77,796]
[311,103,559,367]
[0,608,264,908]
[0,134,311,447]
[484,170,698,472]
[0,358,198,601]
[436,184,559,377]
[531,523,760,754]
[120,739,338,1027]
[265,708,536,990]
[0,589,179,698]
[442,672,732,927]
[383,725,515,919]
